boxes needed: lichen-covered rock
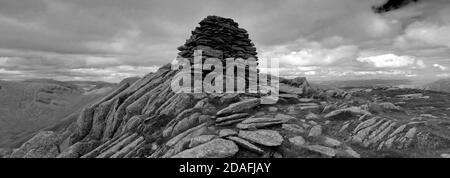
[171,138,239,158]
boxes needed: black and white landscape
[2,0,450,158]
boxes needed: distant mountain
[311,79,413,89]
[0,79,116,148]
[424,78,450,93]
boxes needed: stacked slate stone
[177,15,258,62]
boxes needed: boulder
[322,137,341,148]
[289,136,306,146]
[305,113,319,120]
[308,125,322,137]
[279,84,304,95]
[268,107,278,112]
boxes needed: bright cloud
[404,22,450,48]
[261,39,359,67]
[433,63,448,70]
[357,54,425,68]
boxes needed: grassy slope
[0,80,114,148]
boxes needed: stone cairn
[177,15,258,62]
[176,16,260,92]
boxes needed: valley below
[0,79,117,148]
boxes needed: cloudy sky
[0,0,449,83]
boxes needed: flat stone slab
[275,113,296,120]
[237,121,285,130]
[217,98,261,116]
[322,137,342,148]
[216,113,250,123]
[279,94,298,99]
[300,105,320,110]
[242,117,289,124]
[227,136,264,154]
[189,135,217,148]
[238,130,283,147]
[324,107,372,119]
[282,124,306,134]
[305,145,336,157]
[215,118,246,127]
[298,98,314,103]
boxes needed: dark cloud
[373,0,420,13]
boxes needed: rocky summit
[5,16,450,159]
